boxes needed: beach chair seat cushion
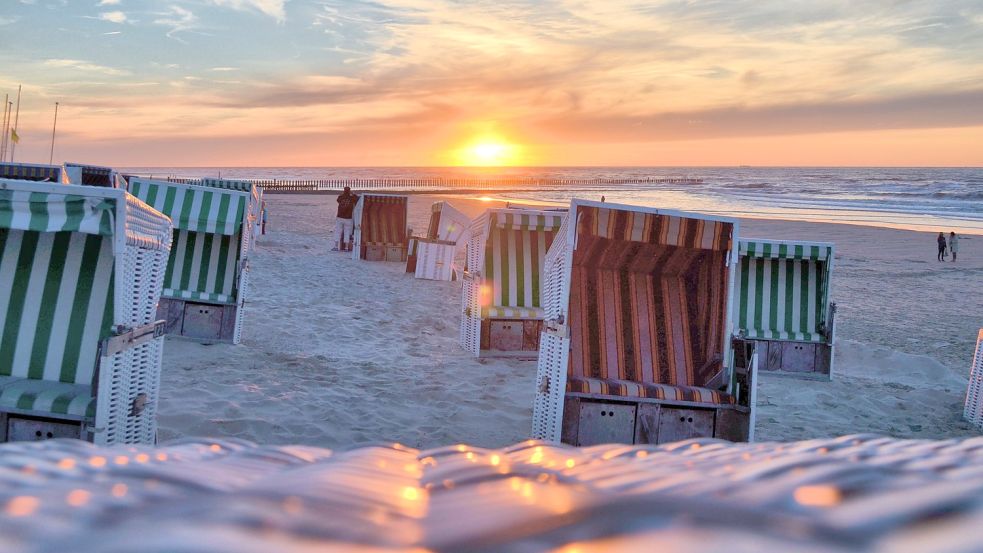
[0,377,95,419]
[566,376,736,405]
[482,306,545,319]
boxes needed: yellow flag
[9,128,19,144]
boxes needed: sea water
[123,166,983,234]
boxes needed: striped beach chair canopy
[198,177,255,193]
[357,194,408,246]
[0,162,61,182]
[736,238,834,343]
[479,208,566,319]
[566,202,736,393]
[128,178,249,304]
[0,180,171,419]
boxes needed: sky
[1,0,982,167]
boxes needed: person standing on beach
[333,186,359,252]
[937,232,947,261]
[949,231,959,262]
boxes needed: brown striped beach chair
[532,199,758,445]
[460,207,567,357]
[352,194,409,262]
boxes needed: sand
[156,193,981,448]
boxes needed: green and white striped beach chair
[0,179,172,445]
[734,239,835,378]
[199,178,264,247]
[128,178,255,344]
[0,162,62,182]
[460,207,566,357]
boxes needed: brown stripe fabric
[566,376,736,405]
[567,205,733,391]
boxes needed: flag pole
[0,94,8,160]
[49,102,59,165]
[10,85,21,162]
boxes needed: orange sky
[2,1,982,167]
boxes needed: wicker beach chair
[0,162,62,182]
[460,207,566,357]
[406,201,471,281]
[532,199,757,445]
[0,179,172,445]
[128,178,255,344]
[61,162,123,188]
[965,329,983,431]
[734,239,836,378]
[351,194,409,262]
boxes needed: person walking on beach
[937,232,947,261]
[333,186,359,252]
[949,231,959,262]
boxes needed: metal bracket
[102,320,166,356]
[544,314,569,337]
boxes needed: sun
[454,138,520,166]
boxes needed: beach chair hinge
[102,320,166,356]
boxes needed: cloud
[43,58,130,76]
[207,0,287,22]
[98,0,121,5]
[0,16,19,25]
[153,5,198,38]
[99,11,128,23]
[211,67,238,72]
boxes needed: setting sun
[455,139,521,166]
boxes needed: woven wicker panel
[0,436,980,552]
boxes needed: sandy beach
[156,193,982,448]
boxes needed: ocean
[123,166,983,234]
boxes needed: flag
[9,128,18,144]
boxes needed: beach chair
[532,200,757,445]
[128,178,255,344]
[460,207,566,357]
[61,162,123,188]
[965,329,983,431]
[734,239,836,378]
[199,178,265,246]
[0,162,61,182]
[0,179,172,445]
[406,201,471,280]
[351,194,409,262]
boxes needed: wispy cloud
[207,0,288,22]
[98,0,121,5]
[153,5,198,39]
[211,67,238,72]
[43,58,130,76]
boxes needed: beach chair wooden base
[479,318,543,358]
[750,339,832,379]
[560,396,751,446]
[0,413,86,442]
[158,298,240,343]
[360,244,407,262]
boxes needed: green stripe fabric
[735,239,832,343]
[161,228,239,304]
[0,188,115,235]
[483,220,555,316]
[129,178,246,235]
[0,230,115,383]
[0,377,95,418]
[494,211,563,231]
[199,178,254,192]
